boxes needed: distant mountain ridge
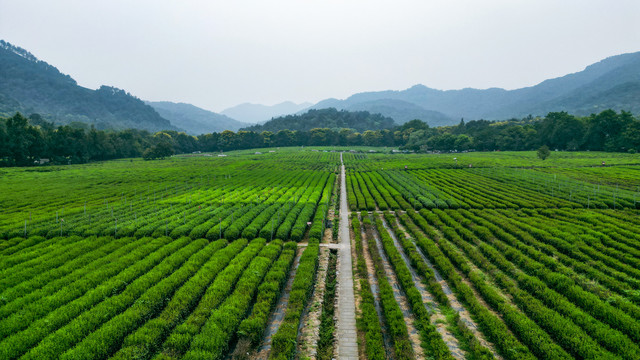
[0,40,178,132]
[307,51,640,125]
[221,101,313,123]
[147,101,249,135]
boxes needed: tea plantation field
[1,148,639,359]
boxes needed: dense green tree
[273,129,295,147]
[237,131,263,149]
[5,113,37,165]
[584,110,626,150]
[218,130,238,151]
[0,119,7,158]
[621,119,640,152]
[198,132,221,152]
[362,130,383,146]
[261,131,274,147]
[537,112,585,150]
[537,145,551,160]
[309,128,331,146]
[454,134,473,150]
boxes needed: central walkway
[336,152,358,359]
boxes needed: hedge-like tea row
[418,210,575,360]
[0,237,169,325]
[0,236,181,359]
[308,173,336,241]
[257,174,320,240]
[0,236,46,255]
[373,215,453,359]
[433,210,623,359]
[358,172,388,210]
[364,172,399,209]
[183,240,283,359]
[110,239,247,360]
[0,235,102,291]
[289,173,331,241]
[346,172,358,211]
[269,240,320,360]
[362,211,415,360]
[480,209,640,315]
[468,207,640,319]
[18,237,208,360]
[0,235,132,310]
[0,157,339,241]
[154,238,266,359]
[236,242,297,348]
[351,214,386,360]
[439,209,640,358]
[399,210,536,360]
[480,209,636,293]
[275,173,327,240]
[354,172,377,210]
[58,239,228,360]
[0,236,79,270]
[381,212,494,360]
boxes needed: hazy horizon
[1,0,639,113]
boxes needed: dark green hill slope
[241,108,395,133]
[0,40,177,132]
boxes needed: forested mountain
[241,108,395,132]
[308,51,640,124]
[0,40,177,132]
[147,101,248,135]
[221,101,313,123]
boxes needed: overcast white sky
[1,0,639,112]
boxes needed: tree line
[403,110,640,152]
[1,109,639,166]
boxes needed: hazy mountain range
[1,39,639,133]
[220,101,313,123]
[146,101,249,134]
[304,51,640,126]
